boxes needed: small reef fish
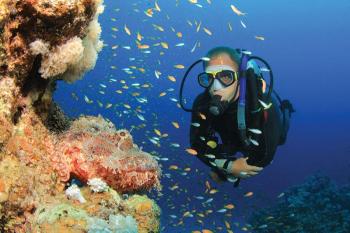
[172,121,180,128]
[204,198,213,203]
[206,140,217,149]
[204,154,216,159]
[203,27,212,36]
[84,95,93,104]
[255,35,265,41]
[168,75,176,82]
[244,191,254,197]
[191,41,198,53]
[136,114,145,121]
[174,64,185,69]
[124,24,131,35]
[230,4,246,16]
[248,128,262,134]
[240,20,247,28]
[186,148,198,155]
[217,208,227,213]
[191,122,200,127]
[170,143,180,148]
[224,204,235,209]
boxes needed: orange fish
[186,148,198,155]
[199,112,206,120]
[244,191,254,197]
[137,44,150,49]
[224,204,235,209]
[202,230,214,233]
[172,121,180,128]
[174,64,185,69]
[168,75,176,82]
[145,8,153,17]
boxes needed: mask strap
[179,59,204,112]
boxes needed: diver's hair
[203,46,241,69]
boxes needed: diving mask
[198,65,238,90]
[202,65,239,116]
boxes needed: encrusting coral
[248,173,350,232]
[0,0,162,232]
[31,186,160,233]
[28,0,104,83]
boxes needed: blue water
[54,0,350,232]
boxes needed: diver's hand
[230,157,263,179]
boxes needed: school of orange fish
[66,0,280,232]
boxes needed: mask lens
[198,73,213,88]
[217,70,236,86]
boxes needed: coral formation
[0,0,104,123]
[28,0,104,83]
[88,214,138,233]
[31,187,159,233]
[125,194,161,233]
[0,0,162,232]
[34,36,85,79]
[88,178,109,193]
[66,184,87,203]
[248,173,350,232]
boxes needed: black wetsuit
[190,89,288,181]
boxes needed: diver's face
[207,53,239,102]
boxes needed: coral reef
[248,173,350,232]
[125,194,161,233]
[0,0,162,232]
[32,187,160,233]
[88,214,138,233]
[88,178,109,193]
[0,0,10,25]
[0,0,104,123]
[2,0,103,83]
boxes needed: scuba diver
[179,47,295,187]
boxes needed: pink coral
[52,116,161,193]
